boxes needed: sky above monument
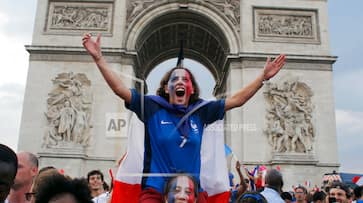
[0,0,362,175]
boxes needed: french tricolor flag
[111,115,230,203]
[353,176,363,186]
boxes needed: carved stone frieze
[254,8,319,43]
[46,2,113,34]
[43,72,93,148]
[206,0,240,26]
[264,79,314,153]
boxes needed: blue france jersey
[125,89,225,193]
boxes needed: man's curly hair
[35,173,93,203]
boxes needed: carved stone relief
[205,0,240,26]
[126,0,240,27]
[263,80,314,153]
[126,0,157,25]
[46,2,113,34]
[43,72,93,148]
[254,8,319,43]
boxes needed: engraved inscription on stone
[206,0,240,25]
[264,80,314,153]
[46,2,113,33]
[254,8,319,43]
[43,72,93,148]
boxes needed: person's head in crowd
[281,191,293,203]
[328,182,351,203]
[87,170,105,197]
[12,152,38,190]
[353,185,363,200]
[0,144,18,203]
[7,152,38,203]
[164,174,198,203]
[35,173,92,203]
[236,191,268,203]
[312,190,327,203]
[38,166,56,174]
[294,185,307,203]
[157,67,200,106]
[264,169,284,193]
[27,168,60,203]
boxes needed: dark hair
[237,192,268,203]
[164,174,199,199]
[156,67,200,104]
[103,182,110,191]
[295,185,308,194]
[312,191,327,201]
[329,182,351,199]
[35,174,93,203]
[0,144,18,178]
[354,185,363,199]
[281,191,293,201]
[87,170,104,182]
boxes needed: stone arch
[123,2,240,91]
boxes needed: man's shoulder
[261,187,284,203]
[92,192,110,203]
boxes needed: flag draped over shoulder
[201,120,231,202]
[111,114,230,203]
[111,114,144,203]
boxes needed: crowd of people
[1,143,363,203]
[229,160,363,203]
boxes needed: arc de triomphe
[19,0,339,189]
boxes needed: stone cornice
[25,45,137,56]
[26,46,337,65]
[229,52,337,64]
[38,152,116,162]
[25,45,137,63]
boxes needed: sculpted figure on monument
[208,0,240,25]
[58,100,75,142]
[43,72,93,148]
[52,7,77,26]
[264,80,314,153]
[43,119,62,148]
[51,5,109,29]
[258,14,313,37]
[127,0,155,22]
